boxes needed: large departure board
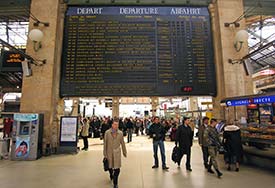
[60,6,216,97]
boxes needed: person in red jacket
[3,118,13,138]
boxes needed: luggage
[171,145,180,163]
[103,158,109,171]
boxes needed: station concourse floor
[0,136,274,188]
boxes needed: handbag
[171,146,180,163]
[103,158,109,171]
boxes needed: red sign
[181,86,193,92]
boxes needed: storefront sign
[226,95,275,106]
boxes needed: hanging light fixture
[234,30,249,52]
[28,29,44,52]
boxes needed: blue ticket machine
[11,113,43,160]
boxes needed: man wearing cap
[175,116,194,171]
[198,116,210,169]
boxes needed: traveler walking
[103,118,127,188]
[204,118,223,178]
[175,116,194,171]
[198,116,210,169]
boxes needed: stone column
[20,0,65,152]
[189,97,198,113]
[112,97,120,118]
[210,0,253,121]
[71,98,79,116]
[151,97,159,117]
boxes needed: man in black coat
[175,116,194,171]
[126,118,134,143]
[149,116,169,170]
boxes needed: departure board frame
[60,6,216,97]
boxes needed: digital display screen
[0,50,23,72]
[19,124,30,135]
[60,6,216,97]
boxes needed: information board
[60,116,78,142]
[60,6,216,97]
[0,50,23,72]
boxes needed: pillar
[189,97,198,113]
[151,97,159,117]
[209,0,253,121]
[71,98,79,116]
[112,97,120,118]
[20,0,65,152]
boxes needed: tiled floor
[0,136,274,188]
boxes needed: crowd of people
[78,115,243,188]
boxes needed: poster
[15,137,30,158]
[60,117,77,142]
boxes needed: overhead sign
[0,50,23,72]
[60,6,216,97]
[226,95,275,106]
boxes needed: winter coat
[198,124,208,146]
[101,123,110,134]
[81,121,90,137]
[126,120,134,129]
[223,125,243,163]
[3,119,13,136]
[103,129,127,169]
[204,126,221,148]
[149,123,166,141]
[175,124,194,153]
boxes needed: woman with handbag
[103,118,127,188]
[223,124,243,172]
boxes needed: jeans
[127,129,133,143]
[82,136,88,149]
[153,140,166,167]
[201,146,209,167]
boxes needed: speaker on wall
[21,58,32,77]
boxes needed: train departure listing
[60,6,216,97]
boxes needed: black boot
[227,165,231,171]
[208,167,214,174]
[113,169,120,188]
[109,169,113,181]
[215,169,223,178]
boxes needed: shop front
[221,93,275,170]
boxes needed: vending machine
[11,113,43,160]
